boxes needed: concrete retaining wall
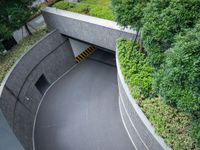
[42,7,135,51]
[116,51,170,150]
[0,30,76,150]
[69,39,91,57]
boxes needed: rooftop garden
[53,0,113,20]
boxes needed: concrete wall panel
[69,39,91,57]
[0,30,76,150]
[42,7,135,51]
[5,31,66,97]
[0,88,17,127]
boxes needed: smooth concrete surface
[69,38,91,57]
[0,110,24,150]
[42,7,135,51]
[34,50,134,150]
[0,30,76,150]
[13,15,45,43]
[116,50,170,150]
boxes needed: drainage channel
[33,49,134,150]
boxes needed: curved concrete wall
[42,7,135,51]
[0,30,76,150]
[116,51,171,150]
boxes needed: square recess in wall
[35,74,50,95]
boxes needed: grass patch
[53,1,114,20]
[0,28,48,83]
[117,39,200,150]
[80,0,111,6]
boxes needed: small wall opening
[35,74,50,95]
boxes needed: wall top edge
[42,7,136,34]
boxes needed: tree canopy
[112,0,149,31]
[112,0,200,145]
[0,0,38,39]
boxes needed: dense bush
[0,43,4,53]
[53,1,76,10]
[118,39,199,149]
[0,0,38,39]
[53,1,113,20]
[141,98,196,150]
[156,24,200,113]
[142,0,200,66]
[112,0,149,31]
[190,120,200,147]
[117,38,154,100]
[113,0,200,148]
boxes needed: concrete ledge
[42,7,135,51]
[0,30,76,150]
[116,50,171,150]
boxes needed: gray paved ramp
[34,51,134,150]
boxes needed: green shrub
[117,38,154,100]
[90,5,113,20]
[190,120,200,147]
[80,0,110,6]
[53,1,76,10]
[156,23,200,113]
[0,43,4,54]
[53,1,113,20]
[141,98,196,150]
[69,3,90,14]
[118,38,199,149]
[114,0,200,148]
[142,0,200,66]
[112,0,149,30]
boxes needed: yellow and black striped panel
[75,46,95,63]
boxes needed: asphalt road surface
[34,50,134,150]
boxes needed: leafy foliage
[53,1,113,20]
[117,38,154,100]
[118,39,200,149]
[114,0,200,148]
[156,24,200,113]
[0,0,38,39]
[190,119,200,147]
[80,0,111,6]
[112,0,149,31]
[0,43,4,53]
[141,98,197,150]
[142,0,200,66]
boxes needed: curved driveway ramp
[34,50,134,150]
